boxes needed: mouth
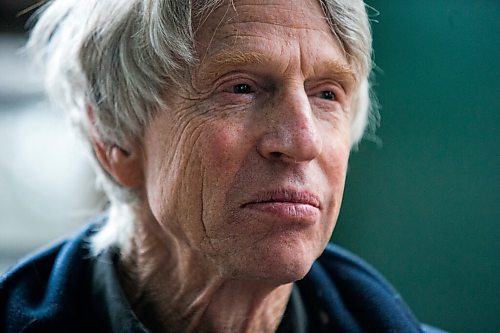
[241,188,321,222]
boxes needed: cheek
[142,115,210,243]
[201,122,248,174]
[318,125,351,230]
[143,113,250,244]
[324,115,351,185]
[197,121,251,222]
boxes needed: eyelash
[231,83,254,94]
[219,79,344,109]
[316,90,336,101]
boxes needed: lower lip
[243,202,320,223]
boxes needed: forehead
[194,0,349,73]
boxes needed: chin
[251,256,315,286]
[234,235,321,285]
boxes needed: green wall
[333,1,499,332]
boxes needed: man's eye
[232,83,253,94]
[319,90,336,101]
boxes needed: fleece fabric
[0,218,444,333]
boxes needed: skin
[95,0,357,332]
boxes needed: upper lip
[241,188,321,209]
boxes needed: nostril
[270,152,283,159]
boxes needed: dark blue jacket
[0,220,443,332]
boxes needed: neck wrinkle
[117,212,293,333]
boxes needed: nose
[257,87,322,163]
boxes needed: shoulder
[0,221,104,333]
[296,243,447,333]
[316,243,403,297]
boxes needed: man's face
[141,0,356,284]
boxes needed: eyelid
[222,81,255,94]
[307,81,346,102]
[214,72,259,92]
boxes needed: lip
[241,188,321,223]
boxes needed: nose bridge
[258,84,322,162]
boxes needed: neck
[118,214,293,333]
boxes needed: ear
[87,105,143,188]
[92,139,144,188]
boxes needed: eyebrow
[197,50,270,78]
[317,59,358,86]
[197,49,357,86]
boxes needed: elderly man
[1,0,443,332]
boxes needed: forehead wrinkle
[232,1,328,25]
[202,1,332,40]
[224,19,332,35]
[226,0,329,30]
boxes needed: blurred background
[0,0,103,273]
[0,1,498,332]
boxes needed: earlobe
[86,105,144,188]
[92,138,144,188]
[87,105,143,189]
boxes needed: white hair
[28,0,375,254]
